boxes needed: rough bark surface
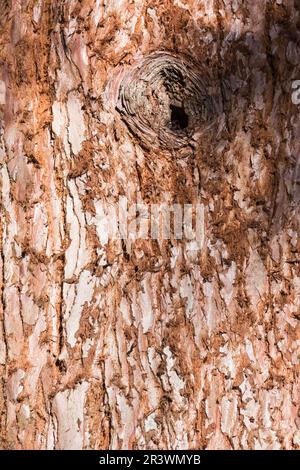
[0,0,300,450]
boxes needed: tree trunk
[0,0,300,450]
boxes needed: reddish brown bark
[0,0,300,450]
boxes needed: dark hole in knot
[169,104,189,131]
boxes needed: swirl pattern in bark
[116,52,222,151]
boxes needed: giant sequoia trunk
[0,0,300,450]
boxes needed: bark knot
[116,52,222,152]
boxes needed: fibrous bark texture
[0,0,300,450]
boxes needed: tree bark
[0,0,300,450]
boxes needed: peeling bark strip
[0,0,300,450]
